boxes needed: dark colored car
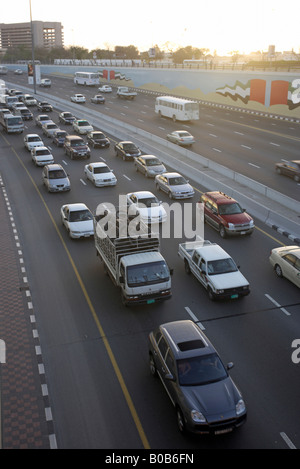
[52,130,68,147]
[63,135,90,159]
[86,131,110,149]
[37,101,53,112]
[58,111,76,125]
[275,160,300,182]
[91,94,105,104]
[199,191,254,238]
[114,141,141,160]
[148,320,247,435]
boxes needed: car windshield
[36,149,50,155]
[69,209,92,222]
[137,197,159,208]
[207,257,238,275]
[127,261,169,287]
[218,202,243,215]
[40,116,49,121]
[93,133,105,139]
[177,353,227,386]
[29,136,41,142]
[146,159,161,166]
[177,131,191,137]
[168,176,186,185]
[71,140,84,147]
[56,132,67,138]
[49,170,66,179]
[123,143,138,151]
[78,121,89,126]
[63,113,72,118]
[94,166,110,174]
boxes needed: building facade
[0,21,64,49]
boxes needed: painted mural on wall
[98,68,300,118]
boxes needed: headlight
[249,220,254,226]
[191,409,206,423]
[228,223,235,229]
[236,399,246,415]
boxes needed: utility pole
[29,0,36,93]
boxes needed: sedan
[86,130,110,149]
[70,94,86,103]
[72,119,93,135]
[59,111,76,125]
[24,133,44,151]
[275,160,300,182]
[134,155,166,178]
[35,114,52,127]
[84,162,117,187]
[126,191,167,224]
[31,146,54,166]
[155,172,195,199]
[114,141,141,160]
[269,245,300,288]
[91,94,105,104]
[14,69,23,75]
[61,203,94,239]
[166,130,195,146]
[98,85,112,93]
[37,101,53,112]
[52,130,68,147]
[42,121,60,138]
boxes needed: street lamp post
[29,0,36,93]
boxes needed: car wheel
[156,183,160,191]
[122,155,126,161]
[208,287,216,301]
[294,175,300,182]
[219,225,227,238]
[176,407,186,434]
[184,259,191,275]
[172,115,176,122]
[149,354,157,377]
[275,264,283,277]
[168,191,173,199]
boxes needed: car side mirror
[227,362,234,371]
[165,373,175,381]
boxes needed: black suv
[148,320,247,435]
[63,135,90,159]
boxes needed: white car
[98,85,112,93]
[14,69,23,75]
[72,119,94,135]
[35,114,52,127]
[21,94,37,106]
[12,102,25,111]
[84,162,117,187]
[70,94,86,103]
[166,130,195,146]
[39,78,51,87]
[155,172,195,199]
[269,245,300,288]
[24,133,44,151]
[42,121,59,138]
[61,203,94,239]
[31,146,54,166]
[126,191,167,224]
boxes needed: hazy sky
[1,0,299,55]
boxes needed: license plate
[240,231,246,235]
[215,428,233,435]
[147,299,155,304]
[231,294,239,299]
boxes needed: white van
[40,79,51,88]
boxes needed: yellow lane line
[5,138,150,449]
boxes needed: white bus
[155,96,199,122]
[74,71,100,86]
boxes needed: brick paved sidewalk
[0,175,54,449]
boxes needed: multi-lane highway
[0,73,300,449]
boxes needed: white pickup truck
[116,86,137,100]
[178,240,250,300]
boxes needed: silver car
[155,172,194,199]
[42,164,71,192]
[134,155,166,178]
[166,130,195,146]
[42,121,59,138]
[148,320,247,435]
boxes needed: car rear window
[177,340,205,351]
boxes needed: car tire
[176,407,186,434]
[156,183,160,191]
[294,175,300,182]
[168,191,173,199]
[219,225,227,238]
[275,264,283,277]
[208,287,216,301]
[184,259,191,275]
[149,354,157,377]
